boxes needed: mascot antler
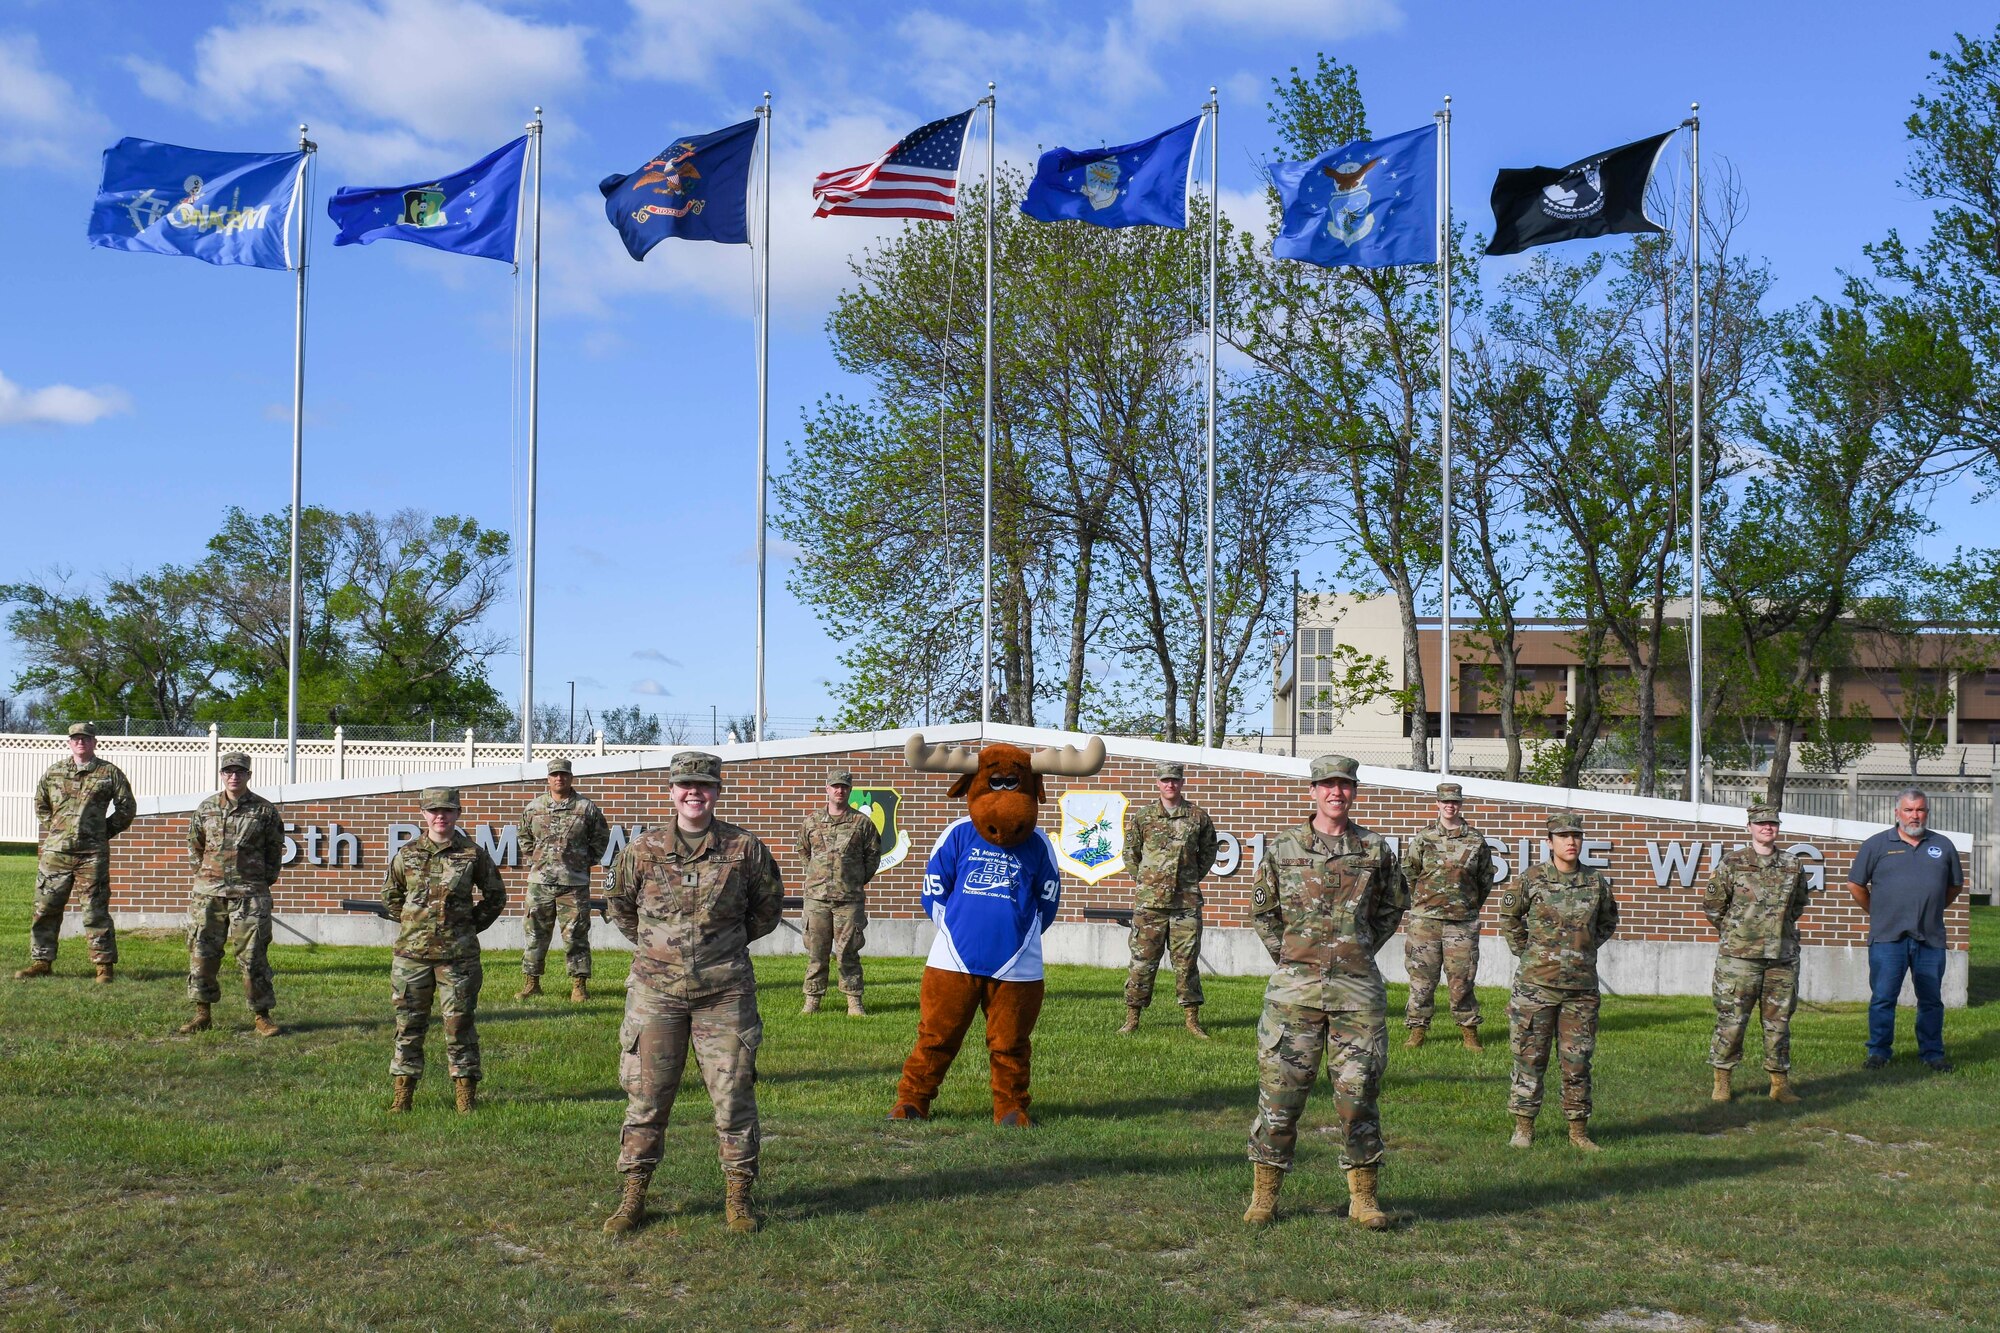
[1029,736,1106,776]
[904,734,982,774]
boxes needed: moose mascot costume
[890,732,1106,1126]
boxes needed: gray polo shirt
[1846,827,1961,948]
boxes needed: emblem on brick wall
[1055,789,1129,884]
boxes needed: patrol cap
[67,722,97,738]
[1310,754,1360,784]
[419,786,462,811]
[1747,802,1781,825]
[219,751,252,773]
[825,768,855,787]
[1544,810,1584,836]
[1435,782,1464,801]
[546,757,573,775]
[1155,761,1185,781]
[668,751,723,786]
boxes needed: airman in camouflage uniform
[1120,760,1219,1037]
[180,751,286,1037]
[1499,811,1620,1151]
[17,723,136,983]
[1704,802,1813,1104]
[797,767,882,1016]
[381,787,507,1114]
[1242,753,1406,1231]
[516,758,611,1003]
[603,751,784,1236]
[1401,781,1495,1050]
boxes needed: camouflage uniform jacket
[36,757,136,854]
[519,793,611,887]
[1403,821,1495,922]
[381,831,507,962]
[609,819,784,997]
[1499,862,1620,990]
[1124,800,1219,910]
[188,790,286,894]
[795,807,882,903]
[1252,820,1407,1004]
[1703,846,1811,962]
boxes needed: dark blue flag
[326,136,528,264]
[600,119,759,258]
[89,138,308,270]
[1270,123,1437,269]
[1019,115,1202,229]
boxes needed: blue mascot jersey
[921,817,1063,981]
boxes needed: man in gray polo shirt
[1846,788,1961,1072]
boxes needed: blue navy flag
[89,138,308,270]
[600,118,758,258]
[1019,115,1202,230]
[1270,123,1437,269]
[326,136,528,264]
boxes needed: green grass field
[0,848,1994,1332]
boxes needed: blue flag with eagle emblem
[326,136,528,264]
[1018,115,1202,229]
[1269,123,1436,269]
[600,118,758,258]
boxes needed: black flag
[1484,130,1676,256]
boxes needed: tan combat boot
[13,960,51,980]
[253,1012,281,1038]
[603,1171,650,1234]
[1403,1026,1427,1049]
[1242,1163,1283,1224]
[1118,1006,1142,1035]
[1183,1006,1210,1039]
[178,1004,212,1034]
[389,1075,418,1113]
[454,1077,478,1113]
[800,993,821,1015]
[94,962,114,985]
[1509,1114,1535,1148]
[1768,1072,1801,1104]
[570,978,589,1003]
[847,994,866,1017]
[1712,1068,1733,1102]
[1567,1119,1601,1152]
[1460,1026,1483,1052]
[515,975,542,1000]
[723,1173,761,1233]
[1344,1167,1392,1231]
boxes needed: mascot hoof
[888,1102,928,1121]
[996,1109,1034,1128]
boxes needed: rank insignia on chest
[682,870,700,887]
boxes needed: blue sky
[0,0,1991,734]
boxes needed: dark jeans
[1867,938,1946,1062]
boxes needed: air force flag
[1019,116,1202,230]
[326,137,529,263]
[89,138,308,270]
[1270,123,1437,269]
[600,118,759,259]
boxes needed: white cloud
[632,678,672,696]
[1131,0,1402,36]
[0,32,110,169]
[0,370,131,428]
[632,648,682,665]
[615,0,835,86]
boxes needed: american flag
[812,109,975,221]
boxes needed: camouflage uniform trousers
[1403,916,1483,1030]
[390,955,484,1081]
[1709,955,1799,1073]
[1507,981,1600,1121]
[801,898,867,1000]
[28,848,115,964]
[1248,999,1388,1171]
[185,890,276,1012]
[1123,905,1205,1009]
[617,979,762,1182]
[521,880,592,979]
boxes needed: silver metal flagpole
[1202,87,1218,750]
[521,109,544,760]
[1686,101,1703,809]
[981,82,995,729]
[287,124,316,784]
[755,92,772,745]
[1437,96,1453,777]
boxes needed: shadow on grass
[770,1146,1241,1220]
[1418,1148,1808,1221]
[1611,1057,1940,1141]
[1967,953,1999,1009]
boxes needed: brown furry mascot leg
[983,978,1045,1122]
[895,967,982,1113]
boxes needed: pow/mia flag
[1484,130,1675,256]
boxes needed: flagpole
[755,92,772,746]
[287,124,316,785]
[1202,88,1218,751]
[519,109,544,760]
[1437,95,1453,777]
[1685,101,1703,810]
[980,82,995,729]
